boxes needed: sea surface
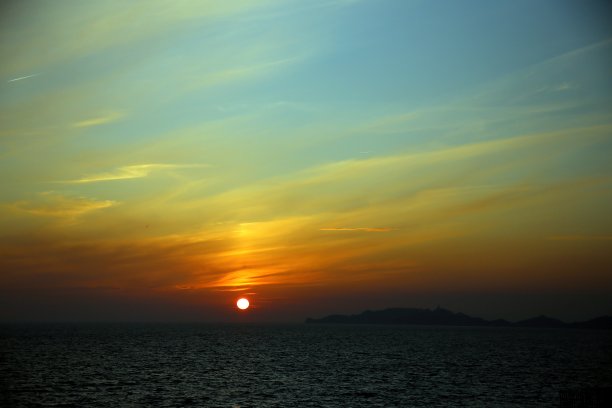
[1,323,611,407]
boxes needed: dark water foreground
[1,324,611,407]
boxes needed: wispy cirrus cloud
[64,163,210,184]
[7,73,40,83]
[548,235,612,241]
[320,227,392,232]
[7,192,116,218]
[72,112,124,128]
[0,0,283,78]
[194,57,304,90]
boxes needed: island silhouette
[305,307,612,329]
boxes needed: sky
[1,0,611,322]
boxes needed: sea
[1,323,611,407]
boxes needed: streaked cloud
[7,192,116,218]
[72,112,124,128]
[320,227,392,232]
[548,235,612,241]
[0,0,283,77]
[204,267,292,289]
[64,163,210,184]
[7,73,40,83]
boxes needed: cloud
[64,163,210,184]
[552,82,575,92]
[72,112,124,128]
[7,73,40,83]
[467,38,612,109]
[203,267,292,289]
[191,123,610,225]
[320,227,392,232]
[548,235,612,241]
[0,232,231,292]
[195,57,303,89]
[8,192,116,218]
[135,120,610,295]
[0,0,283,77]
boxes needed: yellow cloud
[65,163,210,183]
[1,0,282,77]
[120,120,609,293]
[8,192,116,218]
[320,227,392,232]
[72,112,124,128]
[204,267,291,289]
[548,235,612,241]
[193,57,302,90]
[185,123,610,226]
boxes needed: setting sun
[236,298,250,310]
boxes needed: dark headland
[305,307,612,329]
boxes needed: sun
[236,298,250,310]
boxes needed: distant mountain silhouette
[305,307,612,329]
[571,315,612,330]
[514,315,566,328]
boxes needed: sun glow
[236,298,250,310]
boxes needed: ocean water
[1,324,611,407]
